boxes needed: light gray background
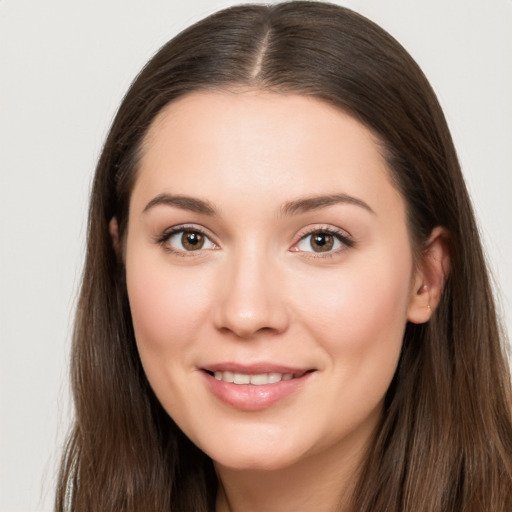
[1,1,511,511]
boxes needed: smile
[202,367,315,410]
[211,371,307,385]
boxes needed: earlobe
[407,226,451,324]
[109,217,120,257]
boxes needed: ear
[109,217,120,257]
[407,226,451,324]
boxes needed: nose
[212,247,290,339]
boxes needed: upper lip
[201,362,314,374]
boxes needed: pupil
[182,231,204,250]
[311,232,333,252]
[314,234,327,246]
[187,233,200,245]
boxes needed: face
[124,91,423,472]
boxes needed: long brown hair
[56,2,512,510]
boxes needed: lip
[203,362,310,374]
[201,363,315,411]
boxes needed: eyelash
[293,226,354,258]
[156,224,218,257]
[155,225,354,258]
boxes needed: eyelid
[290,225,354,256]
[154,223,353,257]
[155,224,219,255]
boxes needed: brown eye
[165,228,217,253]
[181,231,204,250]
[310,232,334,252]
[294,229,347,254]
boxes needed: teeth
[250,374,269,385]
[233,373,250,384]
[212,371,300,385]
[268,372,282,383]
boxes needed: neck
[214,421,377,512]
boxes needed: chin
[211,450,303,472]
[196,429,311,472]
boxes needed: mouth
[201,367,315,410]
[204,369,311,386]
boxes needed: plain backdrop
[1,1,511,510]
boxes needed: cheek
[126,257,213,363]
[292,249,413,370]
[125,257,219,425]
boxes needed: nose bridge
[214,239,288,338]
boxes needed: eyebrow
[142,192,374,217]
[281,193,375,216]
[143,193,217,215]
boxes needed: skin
[120,90,446,512]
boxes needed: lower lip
[203,371,313,411]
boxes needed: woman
[56,2,512,511]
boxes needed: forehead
[133,90,402,219]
